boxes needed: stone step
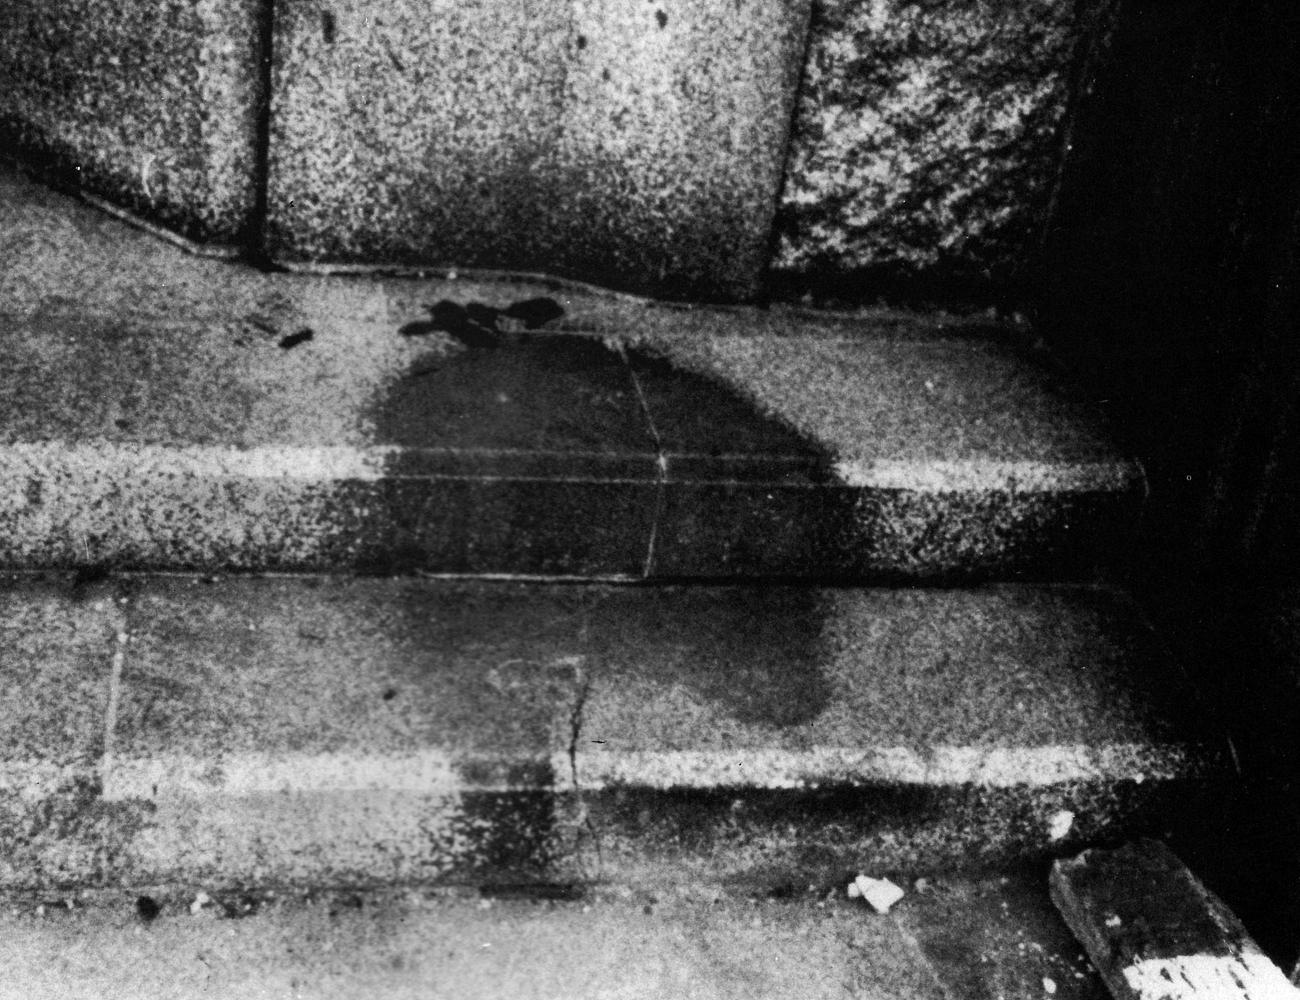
[0,163,1141,581]
[1,573,1227,891]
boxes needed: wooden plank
[1050,839,1300,1000]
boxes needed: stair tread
[0,162,1139,579]
[0,574,1204,777]
[1,163,1128,477]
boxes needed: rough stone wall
[0,0,1116,305]
[776,0,1115,302]
[0,0,265,247]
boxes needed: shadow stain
[363,306,848,584]
[584,586,835,728]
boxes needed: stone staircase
[0,158,1231,896]
[0,0,1238,908]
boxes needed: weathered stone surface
[0,162,1144,581]
[0,0,266,248]
[266,0,809,301]
[0,576,1229,887]
[776,0,1115,299]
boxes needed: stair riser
[0,462,1139,580]
[0,574,1217,889]
[0,774,1226,892]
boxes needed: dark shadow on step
[583,586,834,728]
[363,325,852,580]
[362,316,1124,581]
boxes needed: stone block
[776,0,1117,300]
[0,0,267,249]
[266,0,810,301]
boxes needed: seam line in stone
[619,349,668,577]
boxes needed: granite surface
[266,0,809,301]
[0,161,1144,580]
[0,575,1227,886]
[776,0,1116,300]
[0,0,265,247]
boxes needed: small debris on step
[278,328,314,350]
[1042,976,1057,995]
[848,875,905,914]
[135,895,161,923]
[1047,809,1075,842]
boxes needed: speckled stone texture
[266,0,809,301]
[0,0,265,247]
[0,576,1229,887]
[0,162,1145,581]
[776,0,1115,299]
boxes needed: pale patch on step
[833,458,1145,494]
[1121,953,1300,1000]
[101,750,555,801]
[74,743,1190,802]
[0,442,1140,492]
[567,745,1188,790]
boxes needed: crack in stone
[565,664,603,874]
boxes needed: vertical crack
[619,344,668,578]
[565,655,603,872]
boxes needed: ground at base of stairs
[0,873,1108,1000]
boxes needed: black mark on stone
[466,302,502,330]
[479,882,585,902]
[503,296,565,329]
[70,563,114,601]
[279,328,314,350]
[576,34,587,50]
[328,893,364,918]
[136,896,161,922]
[247,315,278,336]
[398,320,439,338]
[382,687,398,701]
[321,11,337,44]
[655,9,668,28]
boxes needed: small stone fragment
[1043,976,1057,994]
[136,895,161,923]
[1047,809,1075,842]
[852,875,905,914]
[278,328,314,350]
